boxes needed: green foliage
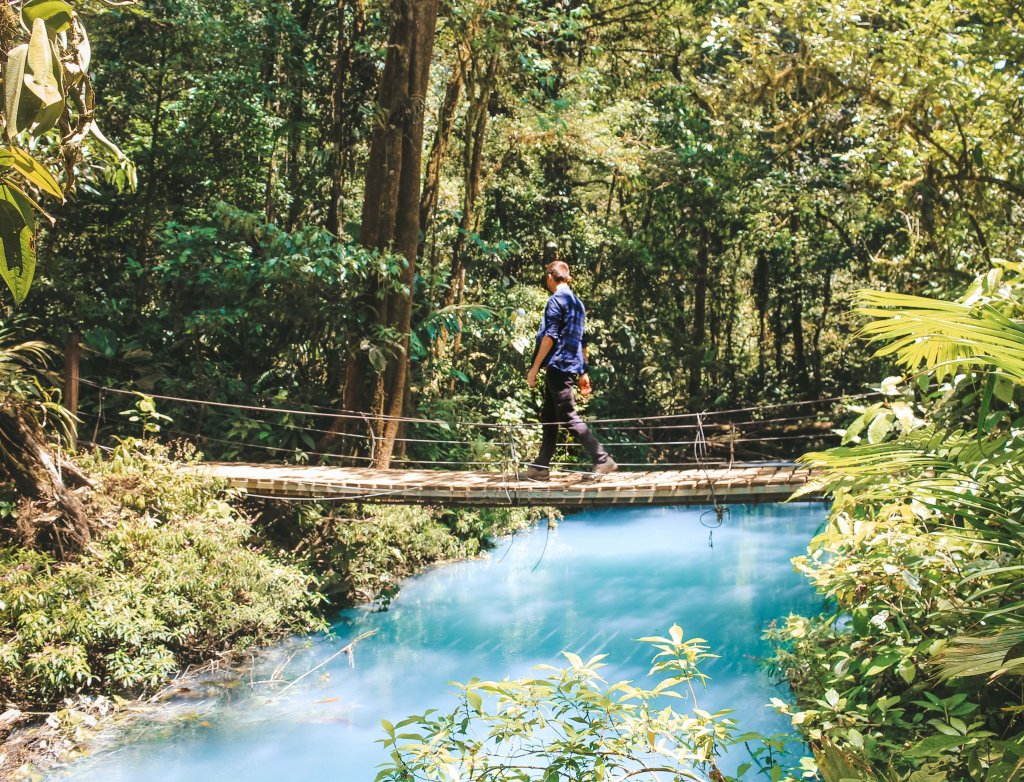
[0,320,73,442]
[378,626,780,782]
[0,438,322,707]
[117,392,172,436]
[0,321,54,400]
[44,203,409,461]
[771,263,1024,780]
[767,515,1013,780]
[0,180,37,306]
[259,502,545,606]
[0,0,131,304]
[413,283,551,466]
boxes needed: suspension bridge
[74,378,867,508]
[200,463,818,507]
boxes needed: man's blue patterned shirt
[534,284,587,375]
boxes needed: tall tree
[355,0,440,467]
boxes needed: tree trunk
[441,48,499,371]
[772,297,785,377]
[261,22,281,223]
[327,0,351,236]
[789,214,810,391]
[284,0,316,231]
[812,265,832,390]
[327,0,367,236]
[688,224,709,400]
[418,39,471,250]
[0,404,93,558]
[136,42,168,268]
[447,266,466,394]
[753,250,769,387]
[357,0,440,468]
[790,283,809,390]
[445,48,498,306]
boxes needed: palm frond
[935,623,1024,681]
[857,290,1024,383]
[797,423,1024,543]
[0,326,56,399]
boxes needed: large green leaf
[21,0,73,35]
[7,147,62,200]
[858,290,1024,384]
[904,733,971,758]
[0,184,36,304]
[23,19,61,108]
[4,44,29,140]
[27,93,65,136]
[813,740,877,782]
[936,624,1024,681]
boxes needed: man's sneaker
[517,465,550,481]
[581,458,618,483]
[580,458,618,482]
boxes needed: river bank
[0,439,543,780]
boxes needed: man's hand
[578,372,592,397]
[526,367,538,388]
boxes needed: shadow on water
[51,502,828,782]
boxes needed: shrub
[0,438,322,707]
[257,502,547,605]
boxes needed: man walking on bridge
[522,259,617,481]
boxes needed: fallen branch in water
[275,629,379,697]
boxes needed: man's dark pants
[534,368,609,468]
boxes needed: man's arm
[527,337,555,388]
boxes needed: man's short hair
[546,260,570,283]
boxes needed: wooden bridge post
[64,330,80,450]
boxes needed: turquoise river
[51,502,825,781]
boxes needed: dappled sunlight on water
[52,502,825,782]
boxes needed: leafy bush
[257,502,547,605]
[770,263,1024,781]
[0,439,322,707]
[767,514,1013,780]
[379,626,800,782]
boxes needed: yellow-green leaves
[0,0,125,306]
[857,289,1024,385]
[23,17,64,134]
[5,43,30,140]
[8,146,63,201]
[0,146,63,304]
[0,183,35,304]
[379,629,750,782]
[21,0,74,36]
[5,18,65,140]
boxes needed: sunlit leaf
[4,44,30,140]
[21,0,74,35]
[7,147,62,200]
[23,19,61,108]
[0,184,36,304]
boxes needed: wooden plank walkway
[202,463,819,507]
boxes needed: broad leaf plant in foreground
[0,0,132,305]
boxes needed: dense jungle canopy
[1,0,1019,465]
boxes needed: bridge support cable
[694,412,730,532]
[77,378,879,430]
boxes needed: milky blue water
[52,503,823,781]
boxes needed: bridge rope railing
[78,378,876,427]
[75,377,880,474]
